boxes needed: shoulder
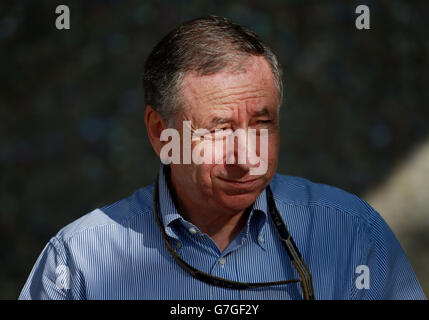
[55,183,155,242]
[270,173,378,224]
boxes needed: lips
[219,177,257,184]
[217,176,259,190]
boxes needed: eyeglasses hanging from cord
[153,176,315,300]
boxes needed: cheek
[171,164,214,196]
[270,136,280,156]
[268,134,280,169]
[190,163,217,190]
[212,138,229,165]
[192,136,232,166]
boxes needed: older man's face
[170,56,280,214]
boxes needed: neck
[167,171,249,252]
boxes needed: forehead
[179,56,279,120]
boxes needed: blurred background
[0,0,428,299]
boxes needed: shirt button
[189,227,197,235]
[258,236,265,245]
[218,257,226,265]
[176,241,182,249]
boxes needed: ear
[144,105,168,158]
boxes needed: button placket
[256,231,267,250]
[218,257,226,267]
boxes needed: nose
[224,128,260,175]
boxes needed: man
[20,16,425,300]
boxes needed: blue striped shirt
[19,165,425,300]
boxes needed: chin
[217,191,261,213]
[211,175,271,212]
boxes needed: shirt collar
[246,188,268,250]
[157,164,184,237]
[157,164,269,247]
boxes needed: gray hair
[143,15,283,125]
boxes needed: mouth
[217,176,259,189]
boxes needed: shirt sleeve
[352,201,426,300]
[18,236,83,300]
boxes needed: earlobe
[145,106,167,157]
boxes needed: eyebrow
[208,107,271,127]
[253,107,269,117]
[210,117,231,126]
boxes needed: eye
[211,126,231,133]
[252,119,272,127]
[209,128,233,140]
